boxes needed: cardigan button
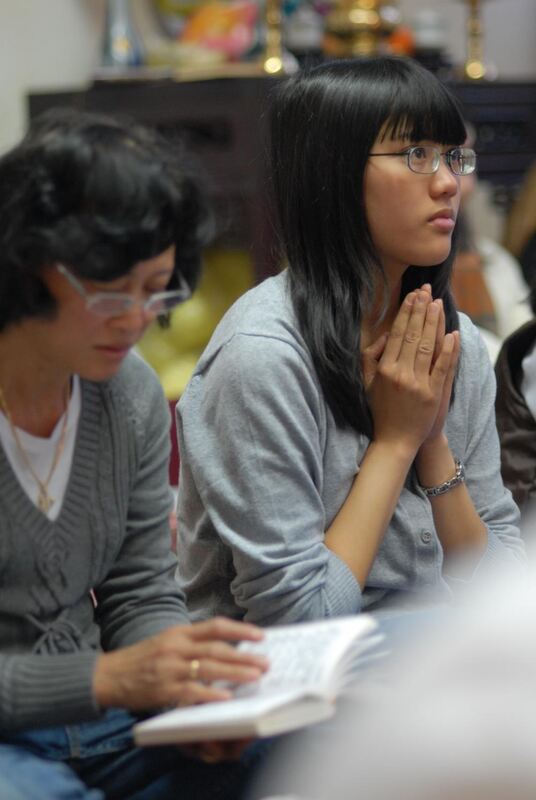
[421,530,432,544]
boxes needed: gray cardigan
[177,272,524,625]
[0,354,188,733]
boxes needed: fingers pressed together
[366,284,460,453]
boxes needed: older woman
[0,108,268,799]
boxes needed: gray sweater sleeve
[179,333,362,625]
[0,652,101,733]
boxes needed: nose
[108,302,156,336]
[430,159,459,198]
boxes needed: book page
[232,615,377,698]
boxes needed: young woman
[176,56,525,626]
[0,109,269,799]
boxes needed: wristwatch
[421,459,465,498]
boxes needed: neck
[0,326,71,437]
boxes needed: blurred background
[2,1,535,152]
[2,0,536,410]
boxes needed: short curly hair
[0,107,211,332]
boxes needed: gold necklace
[0,384,70,513]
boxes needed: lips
[428,209,455,222]
[428,209,456,232]
[95,344,132,358]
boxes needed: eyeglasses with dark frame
[368,146,477,176]
[56,263,191,318]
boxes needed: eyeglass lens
[87,292,188,317]
[409,146,475,176]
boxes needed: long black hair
[0,107,211,332]
[270,56,466,436]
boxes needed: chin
[79,361,126,383]
[412,247,452,268]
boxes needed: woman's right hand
[93,617,268,711]
[366,289,456,456]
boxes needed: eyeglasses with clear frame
[56,263,192,318]
[368,146,477,176]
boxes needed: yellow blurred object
[137,248,254,399]
[154,0,202,14]
[160,354,203,399]
[146,41,226,69]
[168,293,223,353]
[324,0,401,57]
[137,331,178,373]
[202,248,254,306]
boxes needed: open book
[133,614,381,745]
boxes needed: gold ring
[188,658,201,681]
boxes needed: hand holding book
[134,615,381,745]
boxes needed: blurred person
[504,161,536,287]
[251,562,536,800]
[176,56,525,628]
[451,127,531,363]
[0,108,270,800]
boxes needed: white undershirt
[521,342,536,423]
[0,376,81,520]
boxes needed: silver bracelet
[421,459,465,497]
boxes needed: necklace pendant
[37,489,54,513]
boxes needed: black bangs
[301,56,467,150]
[378,68,467,146]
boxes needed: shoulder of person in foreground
[260,565,536,800]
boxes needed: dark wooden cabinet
[28,77,278,281]
[451,80,536,209]
[28,76,536,281]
